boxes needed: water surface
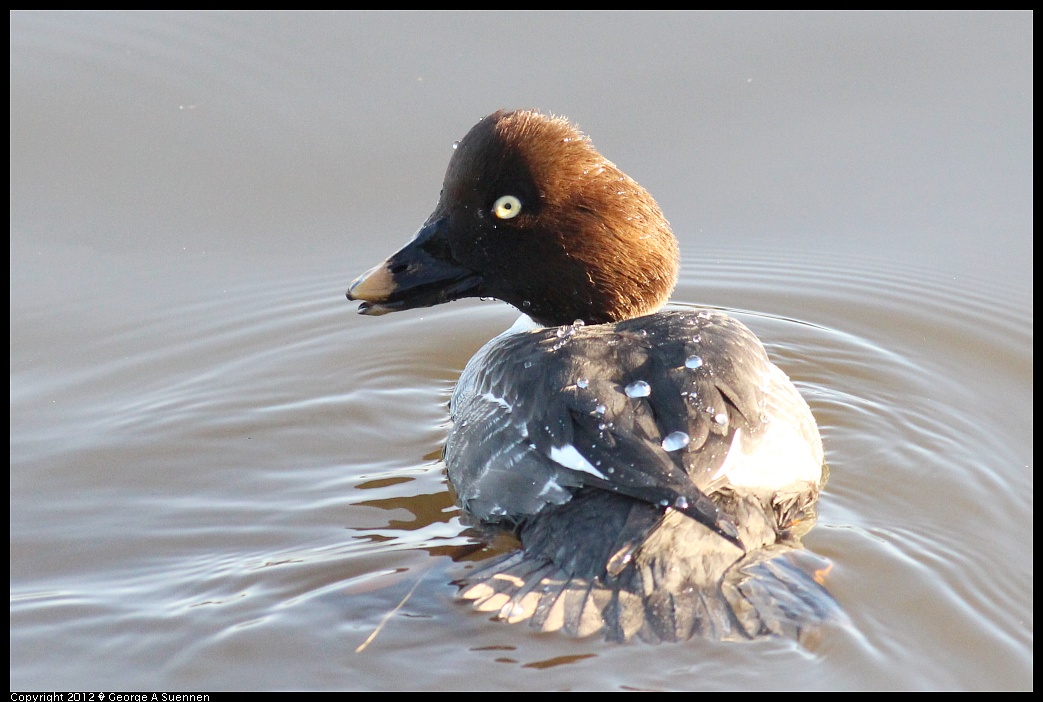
[10,11,1032,691]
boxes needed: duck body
[347,110,838,642]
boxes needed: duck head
[347,110,680,326]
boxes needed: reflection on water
[11,10,1030,692]
[11,250,1031,690]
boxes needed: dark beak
[346,216,483,315]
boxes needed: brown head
[347,110,680,326]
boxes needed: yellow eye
[492,195,522,220]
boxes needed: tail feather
[724,547,842,639]
[455,490,842,643]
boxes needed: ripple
[11,251,1031,690]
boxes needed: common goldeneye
[347,110,838,642]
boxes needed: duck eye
[492,195,522,220]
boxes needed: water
[10,11,1031,691]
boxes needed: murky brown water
[11,11,1031,691]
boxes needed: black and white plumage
[447,310,832,642]
[347,110,840,642]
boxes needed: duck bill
[346,216,483,316]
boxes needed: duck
[346,109,839,643]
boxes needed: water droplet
[685,355,703,369]
[576,378,589,388]
[595,405,606,415]
[714,412,728,425]
[661,431,691,452]
[674,496,690,510]
[523,360,533,369]
[625,380,651,398]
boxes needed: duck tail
[455,491,843,643]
